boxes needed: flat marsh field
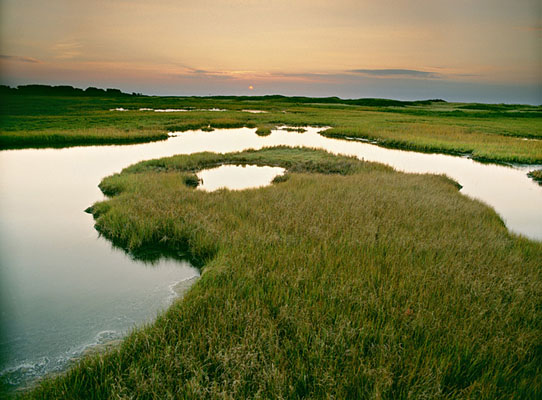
[1,93,541,164]
[2,93,541,399]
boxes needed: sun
[248,85,254,90]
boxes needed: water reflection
[109,108,227,112]
[241,110,268,114]
[0,146,200,391]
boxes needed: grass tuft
[255,125,274,136]
[527,169,542,185]
[183,174,202,188]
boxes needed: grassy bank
[1,93,541,163]
[25,147,542,399]
[0,127,168,149]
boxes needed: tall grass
[322,117,542,164]
[0,127,168,149]
[25,147,542,399]
[528,169,542,185]
[255,125,274,136]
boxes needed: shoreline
[2,273,201,396]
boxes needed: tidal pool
[241,110,268,114]
[1,125,541,392]
[110,108,227,112]
[197,165,285,191]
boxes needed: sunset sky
[1,0,541,103]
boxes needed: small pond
[197,165,285,191]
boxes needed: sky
[1,0,541,103]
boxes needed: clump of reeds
[528,169,542,185]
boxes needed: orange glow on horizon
[1,1,539,102]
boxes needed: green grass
[255,125,274,136]
[24,147,542,399]
[0,127,168,149]
[322,116,542,164]
[528,169,542,185]
[282,127,307,133]
[1,93,541,163]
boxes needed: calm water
[1,126,541,391]
[197,165,285,191]
[0,147,202,391]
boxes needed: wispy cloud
[516,24,542,32]
[349,69,439,78]
[171,67,443,84]
[0,55,41,63]
[172,67,334,83]
[175,67,269,81]
[52,41,82,59]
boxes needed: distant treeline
[202,95,447,107]
[0,84,142,97]
[0,85,448,106]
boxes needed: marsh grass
[322,118,542,164]
[255,125,274,136]
[183,174,202,188]
[282,127,307,133]
[528,169,542,185]
[25,147,542,399]
[1,94,541,163]
[0,127,168,149]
